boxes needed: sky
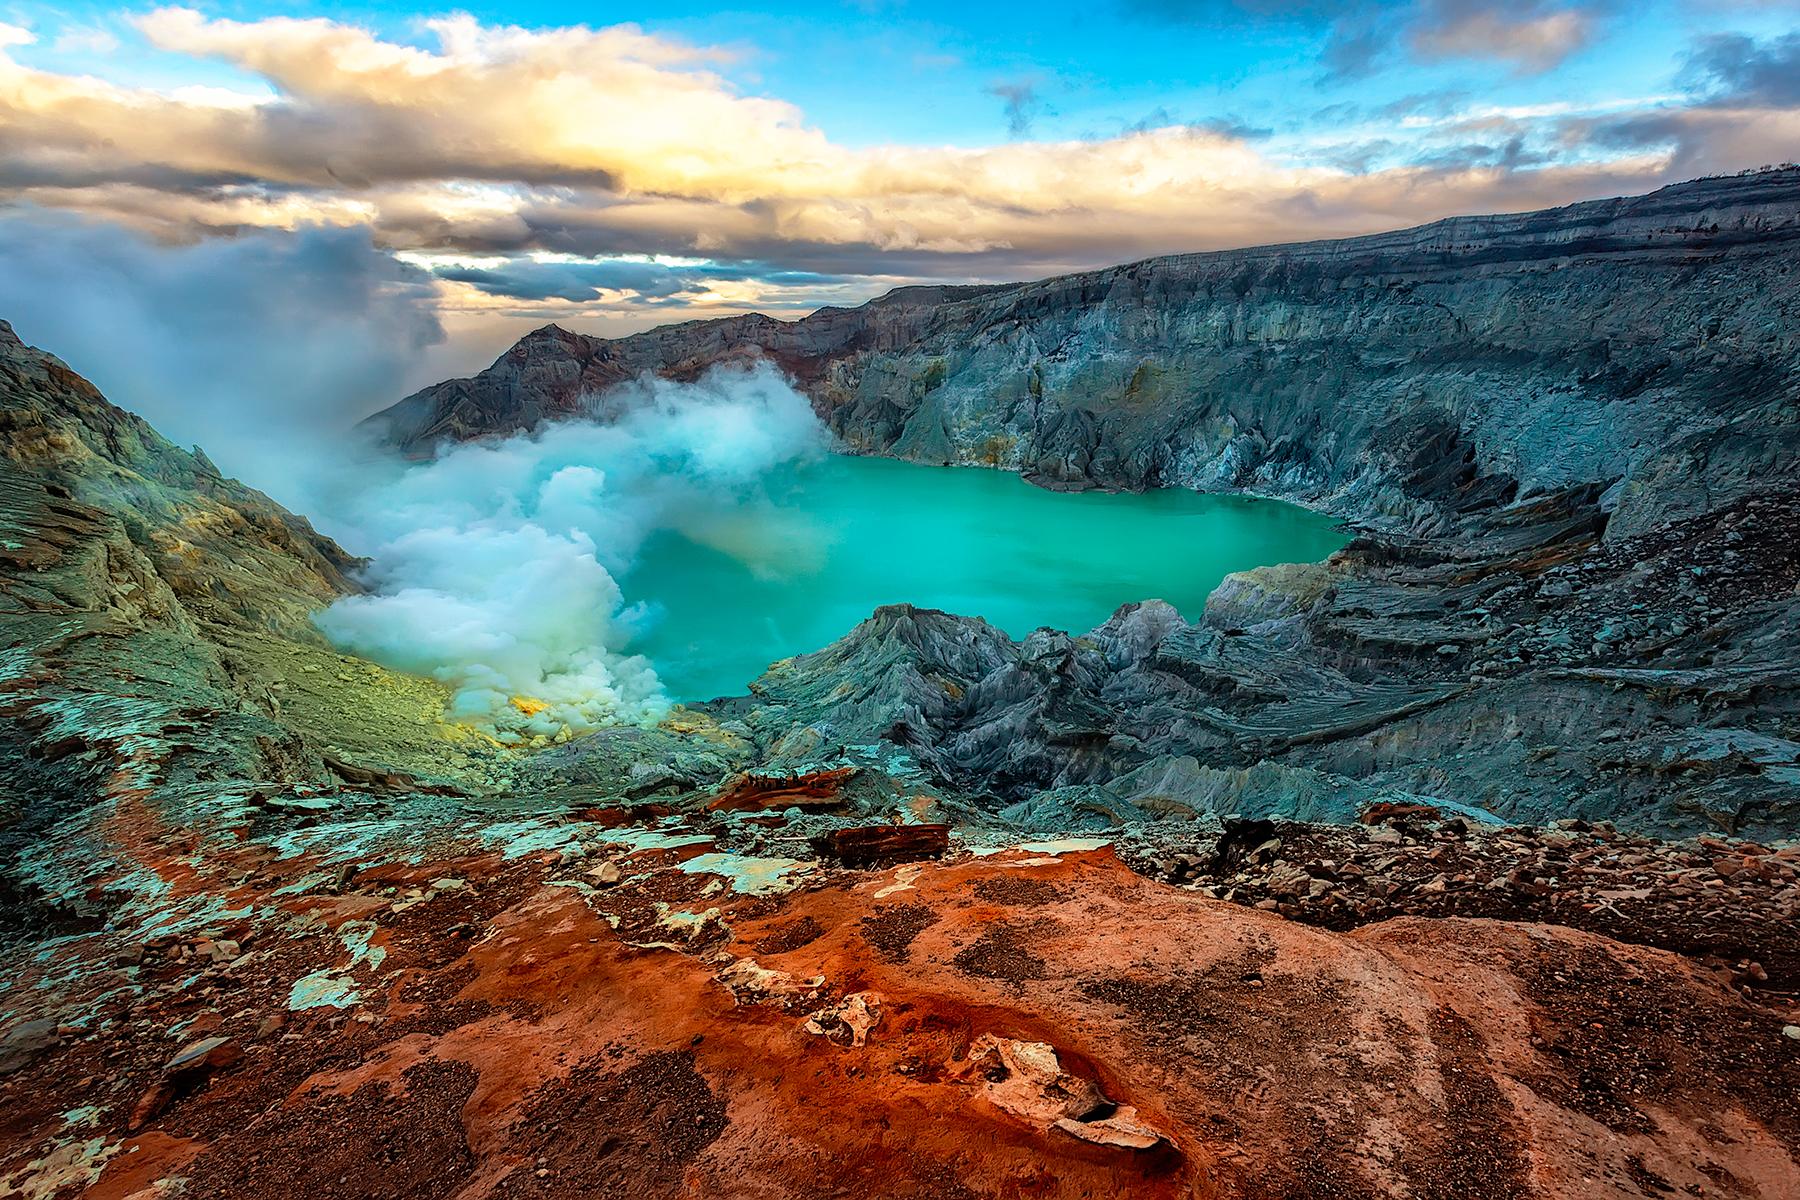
[2,0,1799,395]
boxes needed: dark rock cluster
[1121,808,1800,989]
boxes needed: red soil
[3,819,1797,1200]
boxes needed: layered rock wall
[370,170,1800,540]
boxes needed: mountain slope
[368,169,1800,540]
[0,321,486,934]
[2,316,1798,1200]
[361,171,1800,838]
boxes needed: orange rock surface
[7,825,1791,1200]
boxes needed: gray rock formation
[368,170,1800,541]
[0,321,495,934]
[6,169,1797,897]
[685,473,1797,836]
[367,171,1800,839]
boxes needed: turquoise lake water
[621,454,1347,701]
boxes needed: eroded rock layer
[368,170,1800,541]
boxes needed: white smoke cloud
[311,362,828,742]
[0,209,444,507]
[0,211,832,741]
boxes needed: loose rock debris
[4,815,1797,1200]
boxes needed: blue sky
[2,0,1798,375]
[14,0,1781,149]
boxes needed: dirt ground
[2,802,1797,1200]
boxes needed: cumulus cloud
[0,210,443,504]
[1126,0,1609,75]
[0,6,1793,325]
[0,9,1313,257]
[312,363,828,740]
[0,4,1768,290]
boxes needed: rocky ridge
[0,320,509,939]
[366,170,1800,839]
[369,169,1800,540]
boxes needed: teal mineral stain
[677,851,813,896]
[287,970,361,1011]
[623,455,1346,702]
[338,920,386,971]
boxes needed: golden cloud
[1,6,1794,290]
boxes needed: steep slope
[3,331,1798,1200]
[367,169,1800,541]
[366,171,1800,838]
[0,322,490,936]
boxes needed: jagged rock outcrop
[3,323,1797,1200]
[0,322,489,935]
[0,319,361,637]
[364,284,1003,454]
[692,468,1797,836]
[3,176,1800,1194]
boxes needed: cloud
[0,210,443,504]
[1681,32,1800,107]
[313,363,829,739]
[1539,31,1800,179]
[1129,107,1274,140]
[51,26,121,56]
[433,258,706,303]
[0,12,1361,269]
[1121,2,1354,26]
[419,253,848,308]
[1409,135,1548,173]
[986,80,1044,138]
[1124,0,1609,75]
[1557,103,1800,180]
[0,6,1794,310]
[1409,1,1604,73]
[1318,23,1388,80]
[1377,90,1473,120]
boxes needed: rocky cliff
[0,321,501,938]
[369,169,1800,542]
[367,171,1800,839]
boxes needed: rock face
[365,284,1003,454]
[368,169,1800,542]
[0,321,494,937]
[359,171,1800,839]
[689,477,1798,837]
[3,322,1798,1200]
